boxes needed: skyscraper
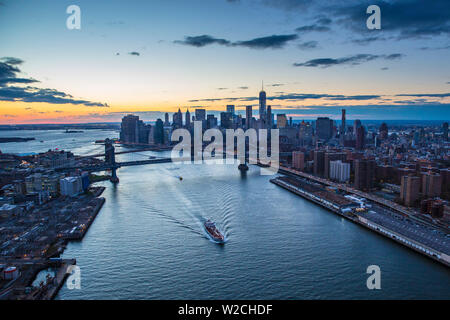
[153,119,165,145]
[341,109,346,135]
[356,126,365,150]
[195,109,206,121]
[259,83,266,124]
[316,117,333,141]
[246,106,253,130]
[164,113,170,126]
[443,122,449,141]
[267,105,272,128]
[220,112,233,129]
[185,109,191,128]
[226,105,235,115]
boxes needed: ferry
[204,220,225,244]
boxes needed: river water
[1,130,449,299]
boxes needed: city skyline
[1,0,450,124]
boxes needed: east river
[1,130,449,299]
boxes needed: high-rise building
[422,172,442,198]
[277,114,287,128]
[195,109,206,122]
[292,151,305,171]
[341,109,346,136]
[324,152,347,178]
[246,106,253,129]
[120,114,140,144]
[267,105,273,128]
[206,114,217,129]
[164,113,170,126]
[259,84,266,123]
[173,108,183,128]
[354,159,376,191]
[313,150,325,176]
[443,122,449,141]
[379,122,388,140]
[353,119,362,135]
[329,160,350,182]
[120,114,150,144]
[226,105,235,115]
[400,175,420,207]
[356,126,365,150]
[220,112,233,129]
[185,109,191,128]
[316,117,333,141]
[153,119,165,145]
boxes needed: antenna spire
[262,80,264,91]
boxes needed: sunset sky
[0,0,449,124]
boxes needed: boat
[204,219,225,244]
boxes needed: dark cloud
[270,83,284,87]
[381,67,389,71]
[295,25,329,33]
[128,51,140,56]
[293,53,405,68]
[334,0,450,39]
[238,86,249,90]
[174,35,231,47]
[396,93,450,98]
[189,92,382,103]
[0,57,108,107]
[175,34,298,49]
[295,16,331,34]
[297,41,319,50]
[351,36,387,45]
[1,57,24,65]
[217,88,228,90]
[233,34,298,49]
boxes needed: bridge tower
[105,138,119,183]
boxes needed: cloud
[396,93,450,98]
[174,35,231,47]
[1,57,24,65]
[175,34,298,49]
[188,92,382,103]
[298,41,319,50]
[233,34,298,49]
[293,53,405,68]
[295,17,331,34]
[238,86,249,90]
[351,36,387,45]
[334,0,450,39]
[128,51,140,56]
[217,87,228,90]
[0,57,108,107]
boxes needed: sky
[0,0,449,124]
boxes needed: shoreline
[270,177,450,268]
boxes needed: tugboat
[204,219,225,244]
